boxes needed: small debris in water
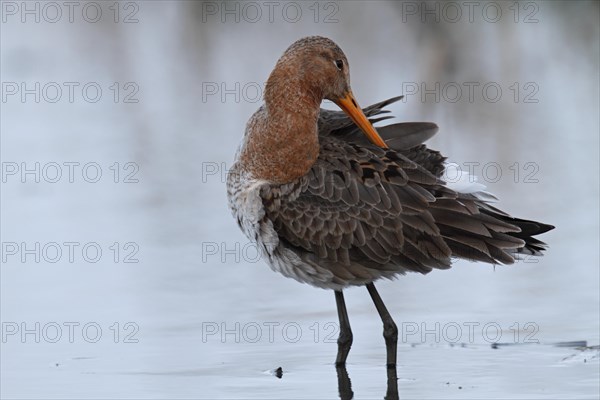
[272,367,283,379]
[561,345,599,363]
[554,340,587,348]
[491,340,589,349]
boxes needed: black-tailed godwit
[226,36,554,368]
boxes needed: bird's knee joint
[338,331,353,346]
[383,321,398,341]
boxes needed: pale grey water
[1,1,599,399]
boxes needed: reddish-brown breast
[238,36,351,184]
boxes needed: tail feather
[480,208,554,257]
[434,203,554,263]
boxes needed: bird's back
[257,97,553,289]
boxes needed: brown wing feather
[264,136,453,278]
[261,98,553,285]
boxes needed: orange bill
[334,92,388,148]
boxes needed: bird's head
[265,36,388,148]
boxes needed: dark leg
[335,290,353,366]
[366,283,398,368]
[335,364,354,400]
[385,365,399,400]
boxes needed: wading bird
[226,36,553,368]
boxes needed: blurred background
[1,1,599,398]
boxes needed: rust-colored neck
[240,68,322,184]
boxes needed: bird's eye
[334,59,344,70]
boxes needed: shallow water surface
[1,1,599,398]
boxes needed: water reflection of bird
[226,36,554,368]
